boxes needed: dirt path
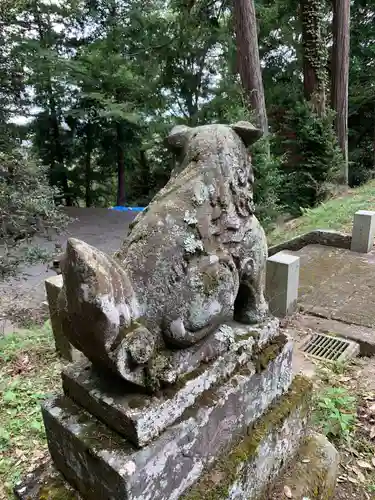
[0,208,136,331]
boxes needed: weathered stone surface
[58,122,270,391]
[182,375,313,499]
[351,209,375,253]
[268,229,351,257]
[266,252,300,317]
[62,319,280,447]
[45,275,81,362]
[42,338,293,500]
[268,432,339,499]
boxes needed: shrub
[251,135,284,231]
[277,101,343,216]
[0,150,69,279]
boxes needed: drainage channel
[302,333,360,362]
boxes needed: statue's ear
[164,125,192,153]
[230,121,263,147]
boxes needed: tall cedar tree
[331,0,350,184]
[233,0,268,135]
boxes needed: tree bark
[233,0,268,135]
[331,0,350,184]
[116,123,126,206]
[85,122,92,207]
[300,0,327,116]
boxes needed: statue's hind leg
[233,217,269,324]
[165,255,238,347]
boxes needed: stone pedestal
[45,275,81,362]
[14,319,336,500]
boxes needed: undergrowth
[0,323,62,498]
[268,178,375,245]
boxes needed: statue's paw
[234,303,269,325]
[126,325,156,365]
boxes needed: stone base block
[62,319,281,447]
[182,375,313,500]
[41,338,293,500]
[268,432,339,499]
[15,375,312,500]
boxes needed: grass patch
[0,322,62,499]
[268,179,375,245]
[311,359,375,497]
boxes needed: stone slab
[268,432,339,499]
[182,375,313,500]
[62,319,280,448]
[284,244,375,329]
[42,337,293,500]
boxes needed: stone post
[45,275,81,362]
[351,210,375,253]
[266,252,300,317]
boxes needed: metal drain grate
[302,333,359,362]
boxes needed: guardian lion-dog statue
[58,121,269,391]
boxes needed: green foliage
[0,0,373,223]
[0,323,61,495]
[313,386,357,442]
[251,136,284,230]
[0,150,69,278]
[277,101,343,215]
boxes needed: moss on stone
[202,271,220,296]
[252,334,287,373]
[58,398,134,454]
[38,483,77,500]
[182,376,313,500]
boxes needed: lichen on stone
[183,234,204,254]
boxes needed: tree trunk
[85,122,92,207]
[34,3,72,205]
[233,0,268,135]
[331,0,350,185]
[116,123,126,206]
[301,0,327,116]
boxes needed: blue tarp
[111,206,145,212]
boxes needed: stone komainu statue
[58,121,269,390]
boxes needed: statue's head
[164,121,262,156]
[164,121,262,183]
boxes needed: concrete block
[351,210,375,253]
[45,275,81,362]
[41,338,293,500]
[266,252,300,317]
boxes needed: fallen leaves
[356,459,372,470]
